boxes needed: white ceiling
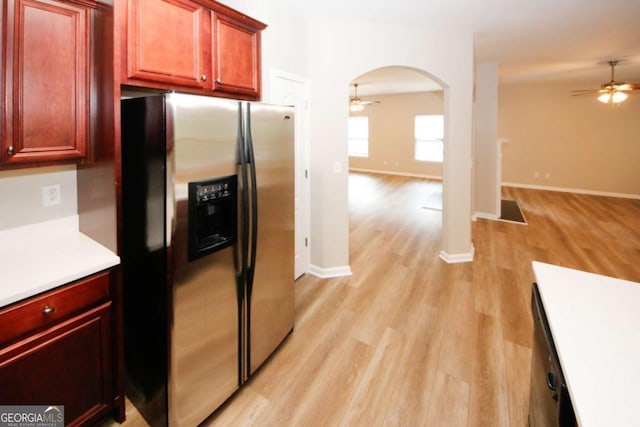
[274,0,640,95]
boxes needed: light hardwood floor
[110,171,640,426]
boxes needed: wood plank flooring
[107,171,640,426]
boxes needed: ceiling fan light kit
[598,91,627,104]
[571,60,639,105]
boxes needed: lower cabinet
[0,271,121,426]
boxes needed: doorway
[270,70,311,279]
[347,66,446,227]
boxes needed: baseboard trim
[349,168,443,181]
[307,264,353,278]
[473,212,499,221]
[439,245,475,264]
[502,182,640,200]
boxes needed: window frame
[414,114,444,163]
[348,116,369,158]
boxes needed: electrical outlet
[42,184,62,207]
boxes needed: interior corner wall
[349,91,444,178]
[499,81,640,196]
[473,63,499,217]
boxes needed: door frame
[269,69,311,279]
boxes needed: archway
[346,66,447,241]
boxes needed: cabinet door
[125,0,210,89]
[211,11,263,98]
[0,303,112,426]
[2,0,89,164]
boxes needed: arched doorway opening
[348,66,445,181]
[346,65,447,269]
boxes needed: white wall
[474,63,499,218]
[349,91,444,178]
[308,18,475,269]
[0,165,78,230]
[499,81,640,196]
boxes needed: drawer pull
[42,306,55,315]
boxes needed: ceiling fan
[349,83,381,112]
[571,60,640,104]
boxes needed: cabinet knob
[7,146,14,156]
[42,306,55,315]
[201,75,207,82]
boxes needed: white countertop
[0,216,120,307]
[532,261,640,427]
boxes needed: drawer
[0,271,110,346]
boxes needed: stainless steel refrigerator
[120,93,295,426]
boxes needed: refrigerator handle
[237,102,250,281]
[237,102,250,383]
[245,103,259,297]
[244,103,259,376]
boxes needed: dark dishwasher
[529,284,577,427]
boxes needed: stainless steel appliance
[529,284,576,427]
[120,93,295,426]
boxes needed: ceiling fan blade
[570,89,601,95]
[360,100,381,105]
[571,87,607,92]
[570,91,601,96]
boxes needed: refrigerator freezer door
[170,207,239,426]
[246,103,295,376]
[168,94,241,426]
[169,93,240,186]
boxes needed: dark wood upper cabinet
[125,0,210,89]
[1,0,91,165]
[121,0,266,100]
[211,8,263,98]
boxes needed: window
[414,115,444,162]
[348,116,369,157]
